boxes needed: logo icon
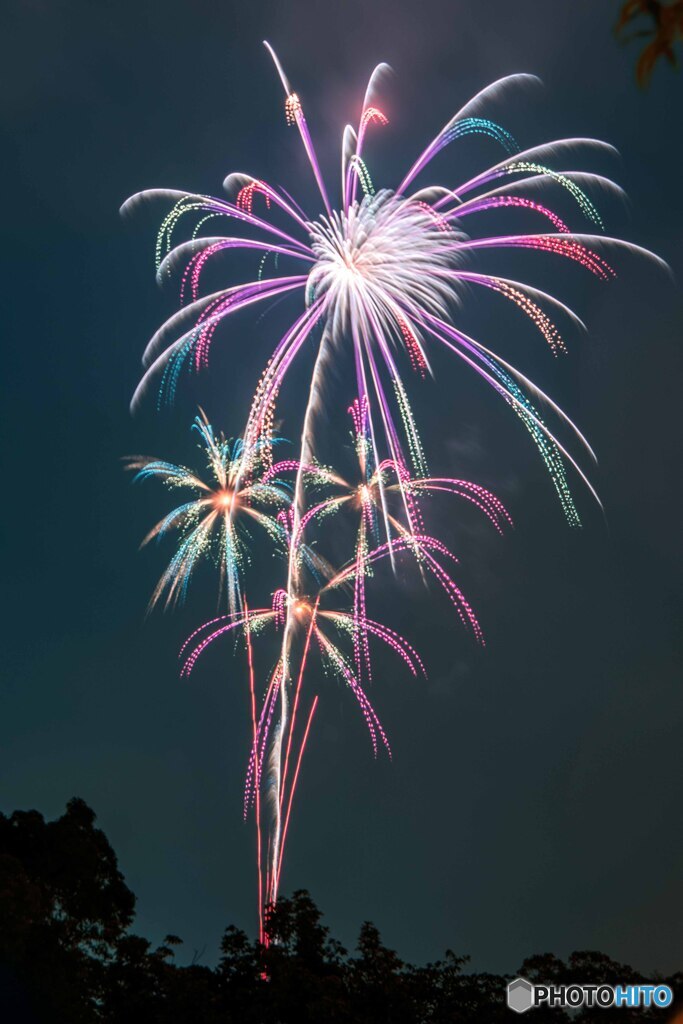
[507,978,534,1014]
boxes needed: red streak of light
[275,696,319,893]
[279,597,319,813]
[245,599,264,945]
[263,834,272,949]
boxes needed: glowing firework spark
[126,411,291,612]
[124,43,664,927]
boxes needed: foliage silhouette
[1,801,681,1022]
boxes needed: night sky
[3,0,682,975]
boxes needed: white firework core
[306,190,462,342]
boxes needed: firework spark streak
[124,43,663,932]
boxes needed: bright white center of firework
[306,190,459,337]
[214,489,234,509]
[293,600,313,620]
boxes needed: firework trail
[124,43,664,923]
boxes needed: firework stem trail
[269,331,329,904]
[280,597,320,815]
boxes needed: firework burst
[126,411,291,613]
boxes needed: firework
[179,541,429,907]
[124,44,663,925]
[288,397,513,674]
[123,48,661,525]
[126,410,291,613]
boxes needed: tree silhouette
[0,798,134,1022]
[1,800,681,1022]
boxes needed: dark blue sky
[2,0,682,974]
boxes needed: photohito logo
[507,977,673,1013]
